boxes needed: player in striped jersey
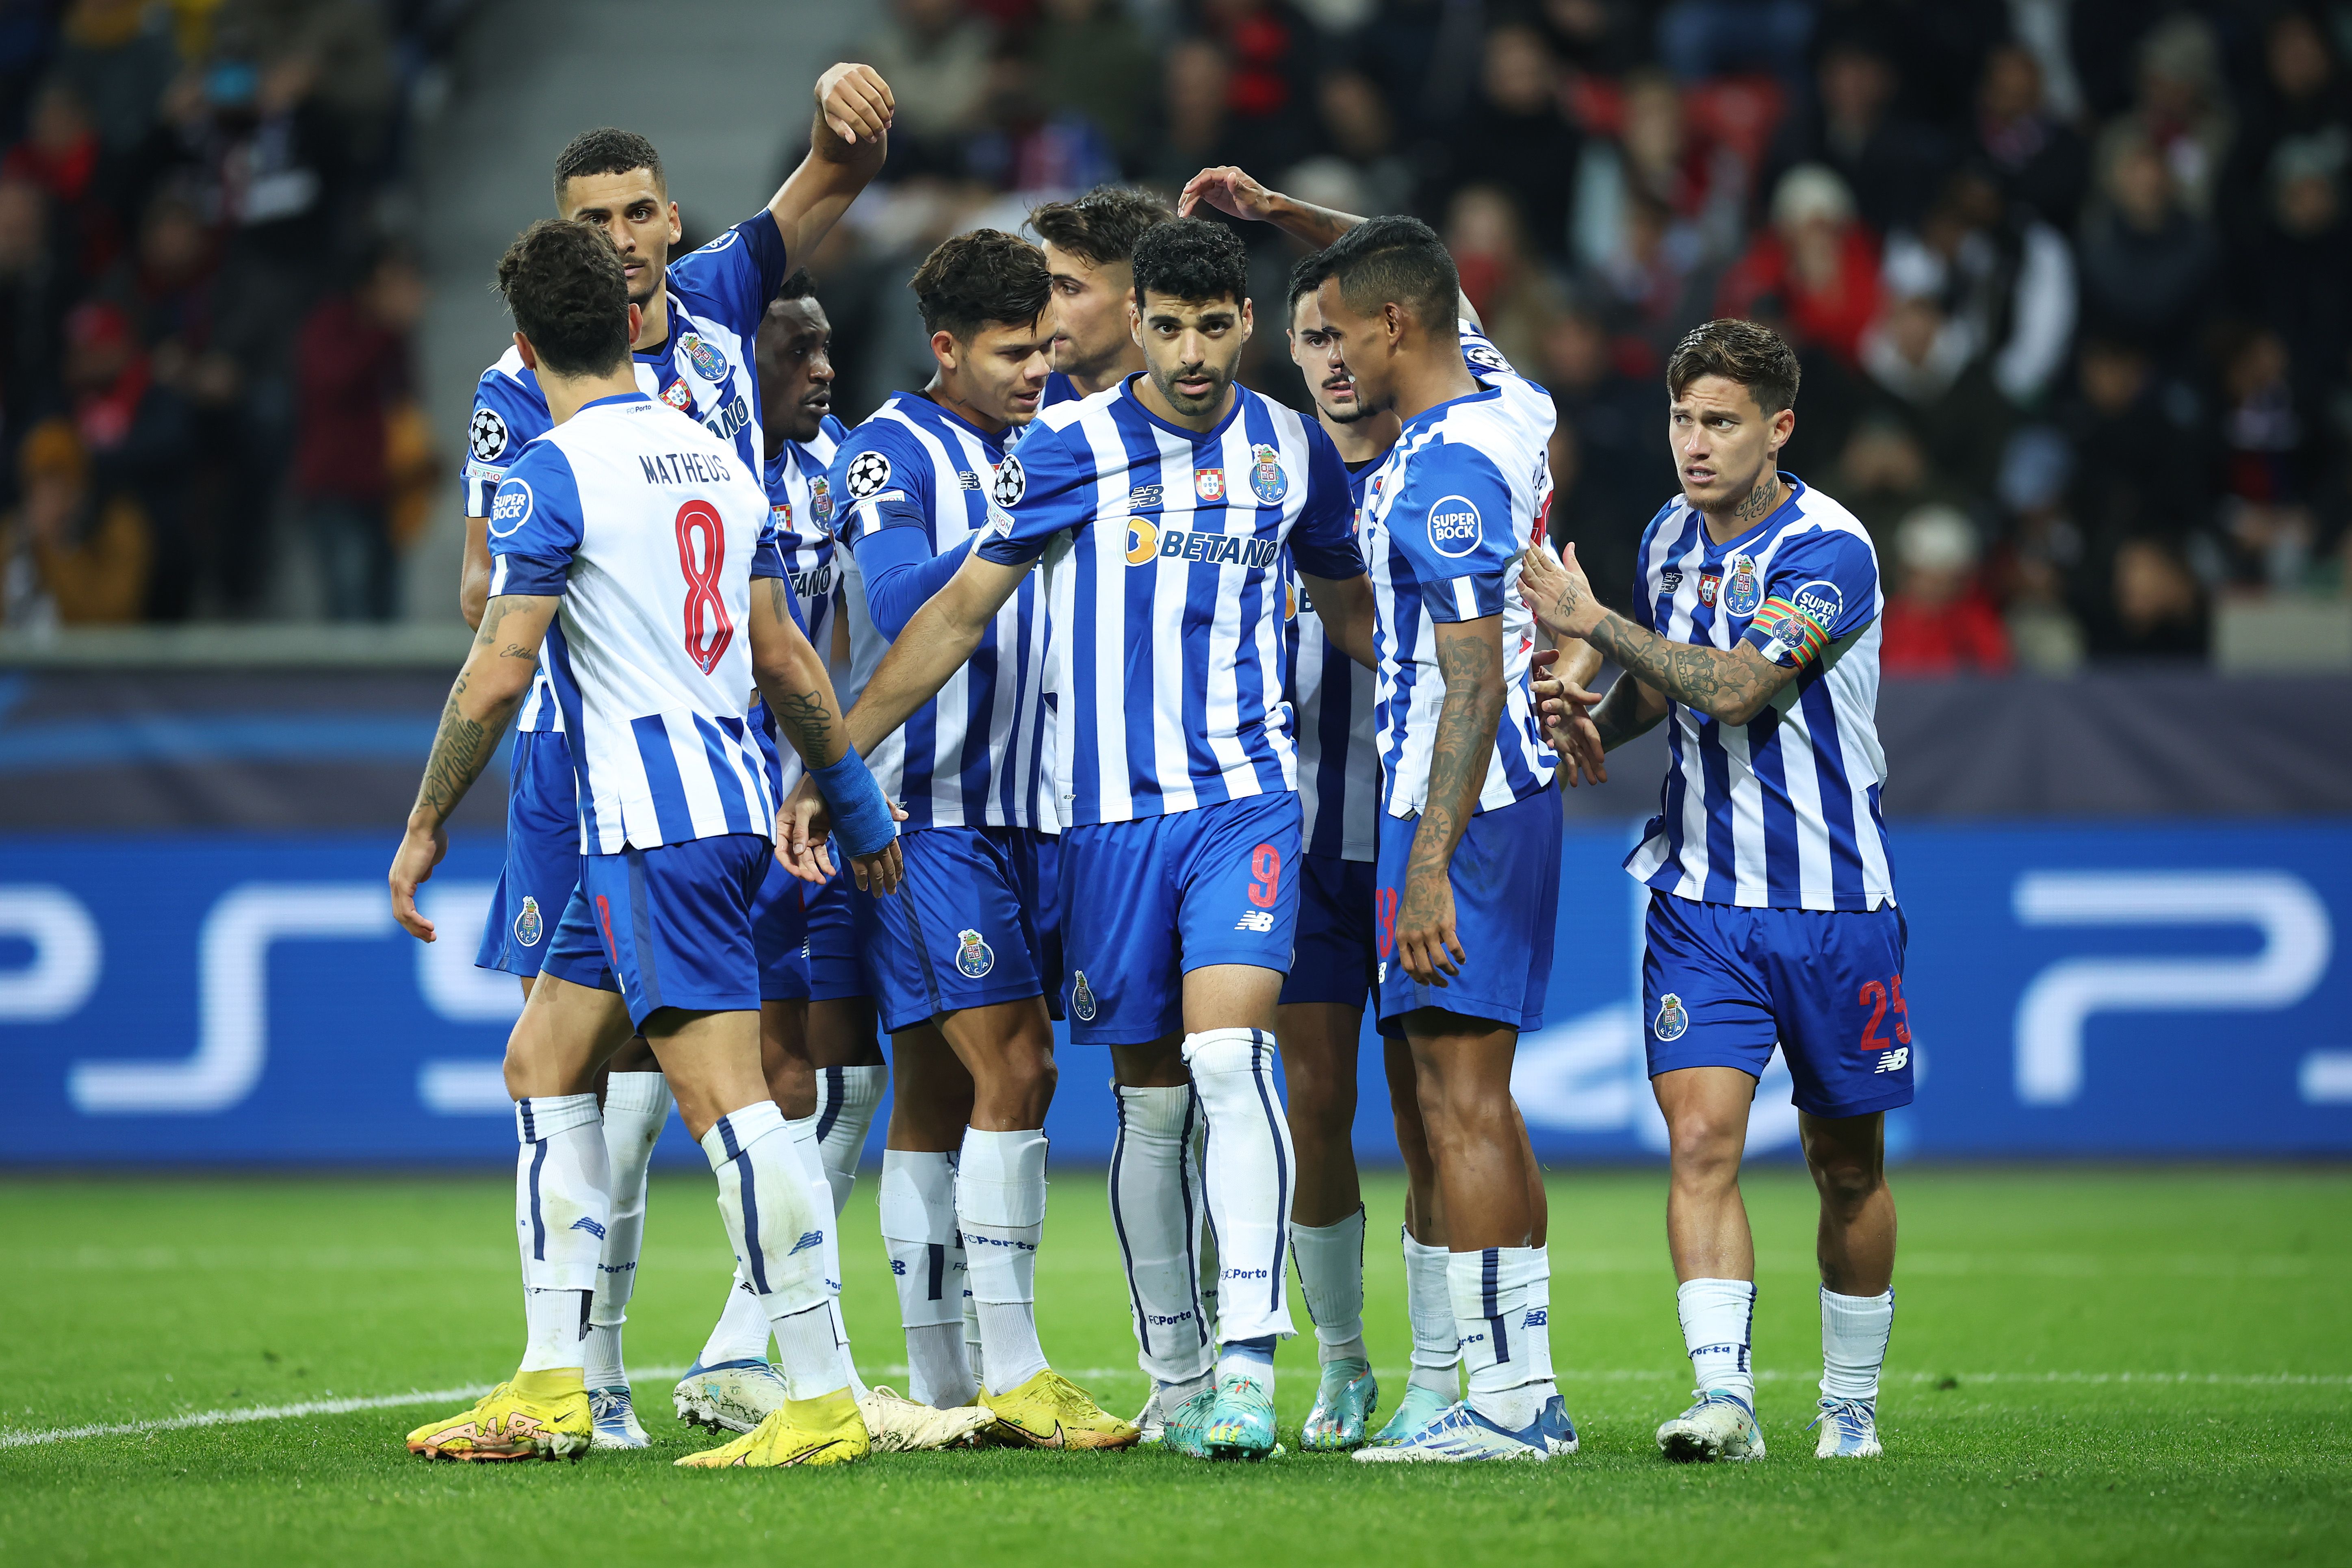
[1300,217,1576,1464]
[803,218,1377,1459]
[796,230,1132,1447]
[1030,186,1170,407]
[1521,319,1908,1463]
[388,220,899,1468]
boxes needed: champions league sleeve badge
[468,407,509,462]
[955,928,996,979]
[992,452,1027,508]
[1724,554,1763,616]
[1249,443,1288,504]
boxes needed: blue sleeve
[1288,425,1365,581]
[1387,438,1515,622]
[854,525,978,639]
[1742,525,1880,669]
[666,213,791,342]
[484,443,585,596]
[974,421,1088,566]
[460,371,549,515]
[832,425,932,549]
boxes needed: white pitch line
[7,1364,2345,1449]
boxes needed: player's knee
[1666,1111,1745,1183]
[1806,1147,1883,1211]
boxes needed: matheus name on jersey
[1358,323,1557,818]
[975,377,1366,826]
[1624,475,1894,912]
[486,392,786,856]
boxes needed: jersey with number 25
[486,391,783,856]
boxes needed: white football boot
[672,1358,789,1434]
[858,1386,997,1452]
[1810,1397,1882,1457]
[588,1386,650,1450]
[1656,1390,1766,1462]
[1352,1394,1577,1464]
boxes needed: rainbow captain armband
[1746,585,1840,669]
[808,750,897,859]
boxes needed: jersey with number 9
[486,390,785,856]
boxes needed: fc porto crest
[955,928,995,979]
[514,896,545,948]
[809,474,835,527]
[1248,444,1288,504]
[1070,970,1098,1021]
[1653,992,1689,1041]
[680,332,728,382]
[661,379,694,412]
[1194,467,1226,504]
[1723,553,1762,617]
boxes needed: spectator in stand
[60,298,185,611]
[6,75,121,278]
[1348,0,1488,145]
[2076,131,2217,357]
[0,414,151,627]
[2059,335,2209,567]
[53,0,177,157]
[1539,304,1663,612]
[1880,168,2076,413]
[2233,131,2349,409]
[1971,39,2089,227]
[1763,33,1953,236]
[1028,0,1153,169]
[1313,67,1415,217]
[2225,8,2350,238]
[1877,502,2012,676]
[1857,286,2014,505]
[1193,0,1323,177]
[1431,24,1578,262]
[1149,37,1252,187]
[1833,414,1967,545]
[964,44,1119,195]
[0,174,72,492]
[1653,0,1815,88]
[1717,163,1881,366]
[1531,0,1646,77]
[2212,325,2317,593]
[1574,187,1711,365]
[860,0,996,178]
[2088,536,2209,661]
[1442,184,1559,373]
[2092,13,2233,223]
[291,246,421,622]
[1572,69,1749,284]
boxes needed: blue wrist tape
[808,751,895,859]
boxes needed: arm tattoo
[1589,675,1665,750]
[1409,624,1504,882]
[773,689,837,764]
[1585,610,1784,725]
[411,671,507,827]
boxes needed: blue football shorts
[1374,789,1561,1033]
[858,824,1052,1035]
[1642,891,1915,1120]
[1057,792,1302,1045]
[1279,852,1377,1009]
[475,727,579,978]
[802,855,867,1003]
[750,845,811,1003]
[541,832,770,1030]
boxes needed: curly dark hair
[1313,214,1456,329]
[1129,216,1248,307]
[1667,318,1801,414]
[776,267,818,303]
[909,229,1052,339]
[1030,185,1172,266]
[495,218,631,378]
[552,126,664,204]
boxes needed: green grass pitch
[2,1167,2345,1566]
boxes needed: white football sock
[957,1126,1050,1394]
[1194,1103,1218,1344]
[584,1070,670,1390]
[1450,1245,1557,1431]
[1110,1084,1213,1388]
[788,1113,866,1402]
[696,1264,773,1368]
[1403,1228,1461,1397]
[514,1093,607,1373]
[814,1064,886,1210]
[1678,1277,1758,1407]
[696,1102,837,1399]
[1181,1030,1296,1351]
[1290,1206,1368,1363]
[878,1149,974,1408]
[1820,1286,1894,1403]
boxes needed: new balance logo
[1234,909,1276,933]
[1523,1307,1547,1327]
[569,1217,607,1240]
[788,1230,824,1256]
[890,1259,907,1276]
[1876,1047,1910,1074]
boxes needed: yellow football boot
[406,1371,591,1462]
[979,1368,1142,1450]
[674,1389,870,1468]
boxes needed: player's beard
[1156,360,1231,418]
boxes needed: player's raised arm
[1182,165,1483,327]
[390,592,558,940]
[766,63,894,261]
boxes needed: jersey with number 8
[486,390,783,855]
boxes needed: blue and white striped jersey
[976,377,1364,826]
[832,392,1050,831]
[1622,475,1894,912]
[486,392,781,856]
[460,212,792,733]
[1284,458,1381,862]
[1040,369,1082,408]
[755,414,849,802]
[1359,325,1558,818]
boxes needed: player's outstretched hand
[1530,647,1608,787]
[817,63,895,145]
[1517,539,1602,640]
[388,822,449,941]
[849,837,904,898]
[1179,165,1275,223]
[1395,869,1463,987]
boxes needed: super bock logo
[1654,993,1689,1041]
[1070,970,1098,1021]
[1723,553,1762,616]
[514,896,544,948]
[955,928,995,979]
[1249,443,1288,503]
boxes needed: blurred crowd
[0,0,464,627]
[802,0,2352,671]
